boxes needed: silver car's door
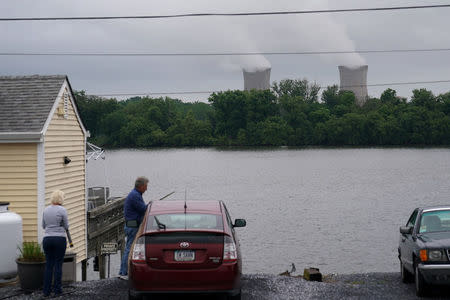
[400,209,418,272]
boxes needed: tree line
[74,79,450,147]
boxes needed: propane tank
[0,202,23,280]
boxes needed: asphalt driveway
[2,272,450,299]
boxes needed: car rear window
[146,213,224,231]
[419,210,450,233]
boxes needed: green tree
[309,107,331,124]
[364,112,385,145]
[74,80,450,148]
[380,88,398,104]
[411,89,436,110]
[246,89,278,123]
[208,91,248,139]
[278,95,308,127]
[73,91,120,137]
[321,85,339,108]
[331,91,357,117]
[175,101,213,121]
[246,117,291,146]
[166,111,212,146]
[272,79,320,103]
[437,92,450,115]
[97,110,128,147]
[398,106,429,144]
[311,122,328,145]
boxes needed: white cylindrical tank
[0,202,23,280]
[338,65,368,106]
[243,68,271,91]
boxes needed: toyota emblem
[180,242,190,248]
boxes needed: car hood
[418,232,450,248]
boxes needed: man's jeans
[119,225,139,275]
[43,236,67,295]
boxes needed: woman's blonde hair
[50,190,65,205]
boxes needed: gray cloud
[0,0,449,101]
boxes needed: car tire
[128,289,142,300]
[228,290,241,300]
[415,264,428,297]
[400,260,412,283]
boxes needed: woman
[42,190,69,297]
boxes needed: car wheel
[128,289,142,300]
[415,264,428,297]
[228,290,241,300]
[400,260,412,283]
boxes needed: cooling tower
[243,68,271,91]
[338,65,368,105]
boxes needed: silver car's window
[147,213,224,230]
[419,210,450,233]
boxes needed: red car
[128,200,246,300]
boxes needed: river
[86,147,450,279]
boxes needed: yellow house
[0,75,87,279]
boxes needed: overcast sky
[1,0,450,102]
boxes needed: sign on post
[101,242,118,255]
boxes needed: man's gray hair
[135,176,149,188]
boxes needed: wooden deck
[86,196,125,279]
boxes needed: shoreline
[2,272,446,299]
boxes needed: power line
[1,4,450,21]
[90,79,450,97]
[364,79,450,87]
[2,48,450,57]
[94,91,216,96]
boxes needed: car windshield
[419,210,450,233]
[146,213,224,231]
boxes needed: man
[119,176,149,279]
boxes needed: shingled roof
[0,75,68,141]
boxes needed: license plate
[174,250,195,261]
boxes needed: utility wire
[2,48,450,57]
[90,79,450,97]
[1,4,450,21]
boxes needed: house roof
[0,75,74,142]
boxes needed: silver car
[398,206,450,296]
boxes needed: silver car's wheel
[415,265,428,297]
[400,260,412,283]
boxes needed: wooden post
[119,235,125,260]
[121,238,125,254]
[99,254,105,279]
[81,259,87,281]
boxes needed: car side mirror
[233,219,246,228]
[400,226,413,235]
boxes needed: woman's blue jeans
[42,236,66,295]
[119,225,138,276]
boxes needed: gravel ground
[1,272,450,300]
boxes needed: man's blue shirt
[124,188,147,223]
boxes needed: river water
[86,147,450,279]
